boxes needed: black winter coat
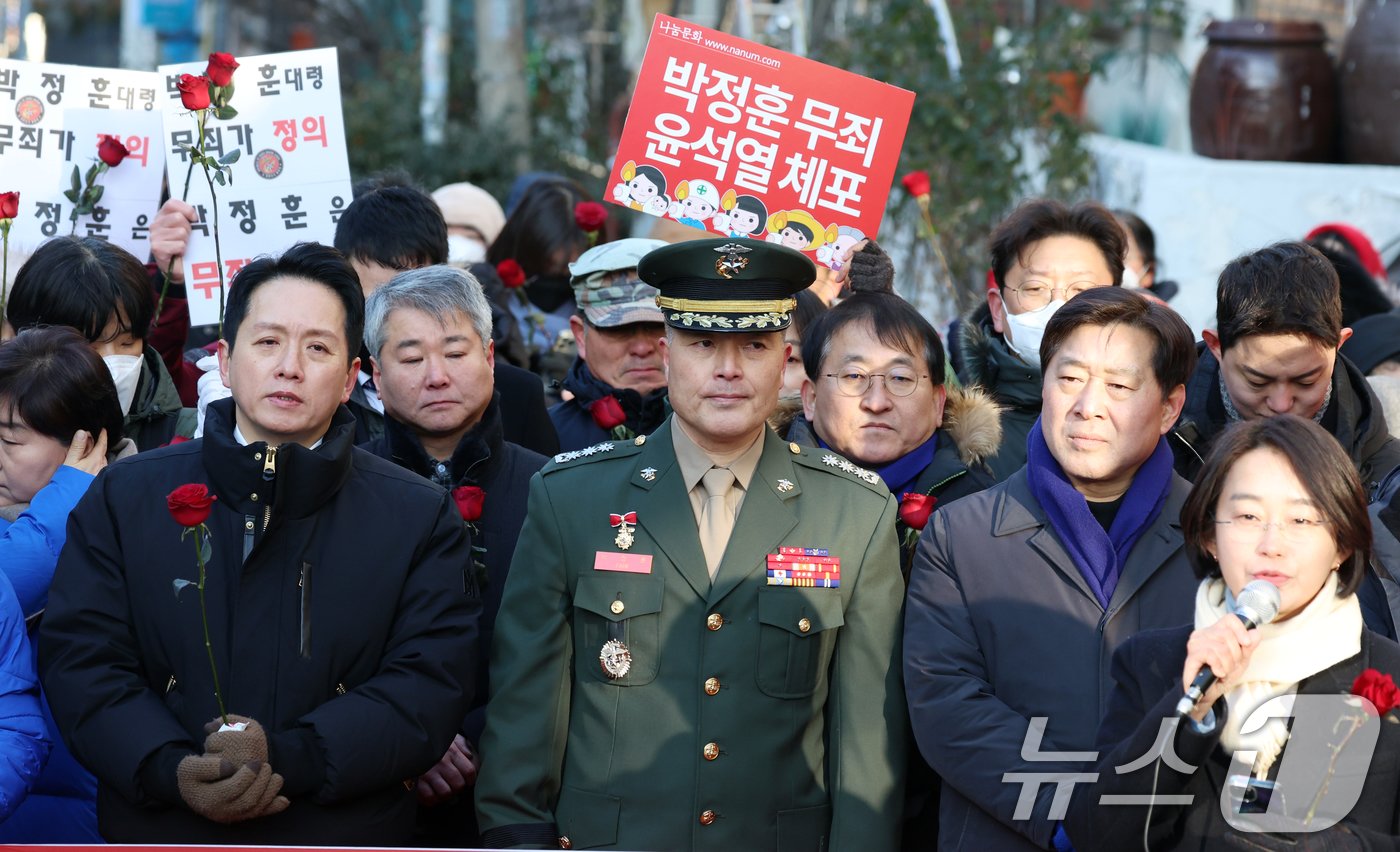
[362,393,547,743]
[39,399,481,845]
[549,357,669,452]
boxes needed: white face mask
[447,234,486,267]
[1002,299,1067,368]
[103,354,142,413]
[1121,264,1144,289]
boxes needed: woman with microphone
[1067,414,1400,850]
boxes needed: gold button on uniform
[699,809,717,825]
[610,600,625,614]
[798,617,812,633]
[704,677,720,695]
[703,742,719,760]
[706,613,724,631]
[789,442,801,454]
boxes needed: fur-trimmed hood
[772,383,1003,468]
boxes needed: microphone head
[1235,580,1283,628]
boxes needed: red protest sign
[609,15,914,270]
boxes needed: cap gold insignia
[600,638,632,679]
[714,242,752,279]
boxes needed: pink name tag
[594,552,653,574]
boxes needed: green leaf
[216,106,239,121]
[85,163,99,185]
[219,149,241,165]
[222,82,235,103]
[62,189,78,203]
[89,185,104,205]
[173,578,194,598]
[70,166,81,196]
[199,535,212,563]
[214,171,226,186]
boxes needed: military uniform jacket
[476,419,908,851]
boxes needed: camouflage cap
[637,238,814,332]
[570,238,669,328]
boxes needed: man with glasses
[788,291,999,574]
[905,288,1199,851]
[957,199,1126,480]
[549,239,671,451]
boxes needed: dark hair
[802,291,946,384]
[633,165,667,197]
[734,194,768,228]
[7,237,154,343]
[486,176,593,277]
[783,221,814,243]
[1114,209,1156,271]
[0,326,124,444]
[989,198,1126,290]
[224,242,365,366]
[334,184,448,271]
[1040,287,1196,399]
[1216,241,1342,351]
[1180,414,1370,597]
[791,289,828,339]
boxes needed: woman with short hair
[1067,414,1400,851]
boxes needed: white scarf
[1193,573,1362,778]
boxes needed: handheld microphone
[1175,580,1282,717]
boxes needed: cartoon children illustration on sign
[712,191,768,239]
[765,209,839,256]
[611,160,669,216]
[668,179,721,230]
[815,225,867,271]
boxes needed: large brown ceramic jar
[1189,20,1336,162]
[1339,0,1400,164]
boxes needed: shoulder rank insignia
[821,453,882,486]
[554,441,616,464]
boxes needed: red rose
[452,485,486,523]
[177,74,212,111]
[1352,669,1400,716]
[97,135,129,167]
[206,52,239,87]
[0,191,17,220]
[898,492,937,531]
[496,259,526,289]
[167,483,217,527]
[901,170,932,199]
[589,396,627,430]
[574,201,608,233]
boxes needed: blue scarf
[816,430,939,496]
[1024,418,1174,608]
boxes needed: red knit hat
[1304,222,1387,280]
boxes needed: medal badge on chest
[610,510,637,551]
[599,637,633,679]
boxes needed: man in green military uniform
[476,238,907,850]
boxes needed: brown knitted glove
[176,754,290,823]
[202,714,268,769]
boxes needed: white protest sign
[0,60,163,262]
[159,47,351,327]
